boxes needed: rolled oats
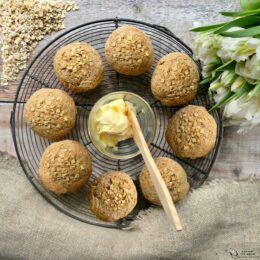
[0,0,79,86]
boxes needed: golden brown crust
[53,42,104,93]
[24,88,76,141]
[139,157,189,206]
[87,171,137,222]
[105,25,154,76]
[165,105,217,159]
[39,140,92,194]
[151,52,199,106]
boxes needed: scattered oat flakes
[0,0,79,86]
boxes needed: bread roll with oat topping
[151,52,199,106]
[166,105,217,159]
[87,171,137,222]
[39,140,92,194]
[105,25,154,75]
[24,88,76,141]
[139,157,189,206]
[54,42,104,93]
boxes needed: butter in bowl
[88,91,156,160]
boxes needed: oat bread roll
[54,42,104,93]
[105,25,154,75]
[151,52,199,106]
[139,157,189,205]
[24,88,76,141]
[166,105,217,159]
[39,140,92,194]
[87,171,137,222]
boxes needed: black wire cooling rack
[11,18,222,229]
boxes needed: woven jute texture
[0,152,259,260]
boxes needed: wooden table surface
[0,0,259,179]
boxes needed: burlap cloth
[0,152,259,260]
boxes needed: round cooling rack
[11,18,222,229]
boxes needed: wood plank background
[0,0,259,179]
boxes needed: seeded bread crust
[39,140,92,194]
[24,88,76,141]
[54,42,104,93]
[151,52,199,106]
[105,25,154,76]
[87,171,137,222]
[166,105,217,159]
[139,157,189,206]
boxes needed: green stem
[214,15,260,34]
[220,9,260,17]
[225,82,252,103]
[240,0,260,11]
[199,77,212,86]
[209,82,253,111]
[191,15,260,33]
[221,25,260,37]
[209,91,233,112]
[245,83,260,101]
[209,58,223,66]
[191,22,227,32]
[199,71,222,86]
[215,60,236,72]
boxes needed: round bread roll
[39,140,92,194]
[166,105,217,159]
[24,88,76,141]
[105,25,154,75]
[139,157,189,205]
[53,42,104,93]
[151,52,199,106]
[87,171,137,222]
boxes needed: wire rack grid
[11,18,222,229]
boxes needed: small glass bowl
[88,91,156,160]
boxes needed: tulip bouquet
[192,0,260,133]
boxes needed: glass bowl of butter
[88,91,156,160]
